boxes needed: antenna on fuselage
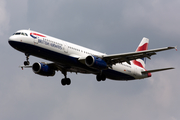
[28,28,31,30]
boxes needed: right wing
[102,46,177,65]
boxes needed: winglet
[175,46,178,51]
[168,46,177,51]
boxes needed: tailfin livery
[133,37,149,68]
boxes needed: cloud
[0,0,9,36]
[121,0,180,34]
[2,0,180,120]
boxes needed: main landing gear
[96,73,106,82]
[61,70,71,86]
[24,53,30,66]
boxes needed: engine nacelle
[85,55,108,70]
[32,62,55,76]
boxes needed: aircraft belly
[103,69,135,80]
[9,41,135,80]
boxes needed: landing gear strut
[61,70,71,86]
[24,53,30,66]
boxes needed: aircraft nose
[8,36,14,44]
[8,35,15,42]
[8,35,18,48]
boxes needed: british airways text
[38,38,63,50]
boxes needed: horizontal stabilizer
[19,65,32,68]
[19,65,32,70]
[142,67,174,74]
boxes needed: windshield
[13,32,28,36]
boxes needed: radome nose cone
[8,36,14,42]
[8,36,17,48]
[8,36,13,45]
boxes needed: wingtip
[175,46,177,51]
[168,46,177,51]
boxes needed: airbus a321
[8,29,177,86]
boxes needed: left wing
[20,62,94,74]
[102,46,177,65]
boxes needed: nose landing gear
[24,53,30,66]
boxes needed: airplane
[8,29,177,86]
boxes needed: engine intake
[85,55,108,70]
[32,62,55,76]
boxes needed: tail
[132,37,149,68]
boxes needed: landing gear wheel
[61,70,71,86]
[96,75,101,82]
[96,74,106,82]
[24,61,30,66]
[61,78,71,86]
[101,74,106,81]
[61,78,66,86]
[66,78,71,85]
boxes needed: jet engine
[32,62,55,76]
[85,55,108,70]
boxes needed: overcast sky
[1,0,180,120]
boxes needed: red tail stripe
[136,43,148,51]
[132,60,144,68]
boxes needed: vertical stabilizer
[133,37,149,68]
[136,37,149,52]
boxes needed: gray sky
[1,0,180,120]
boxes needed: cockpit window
[13,32,28,36]
[15,32,21,35]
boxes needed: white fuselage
[8,30,149,81]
